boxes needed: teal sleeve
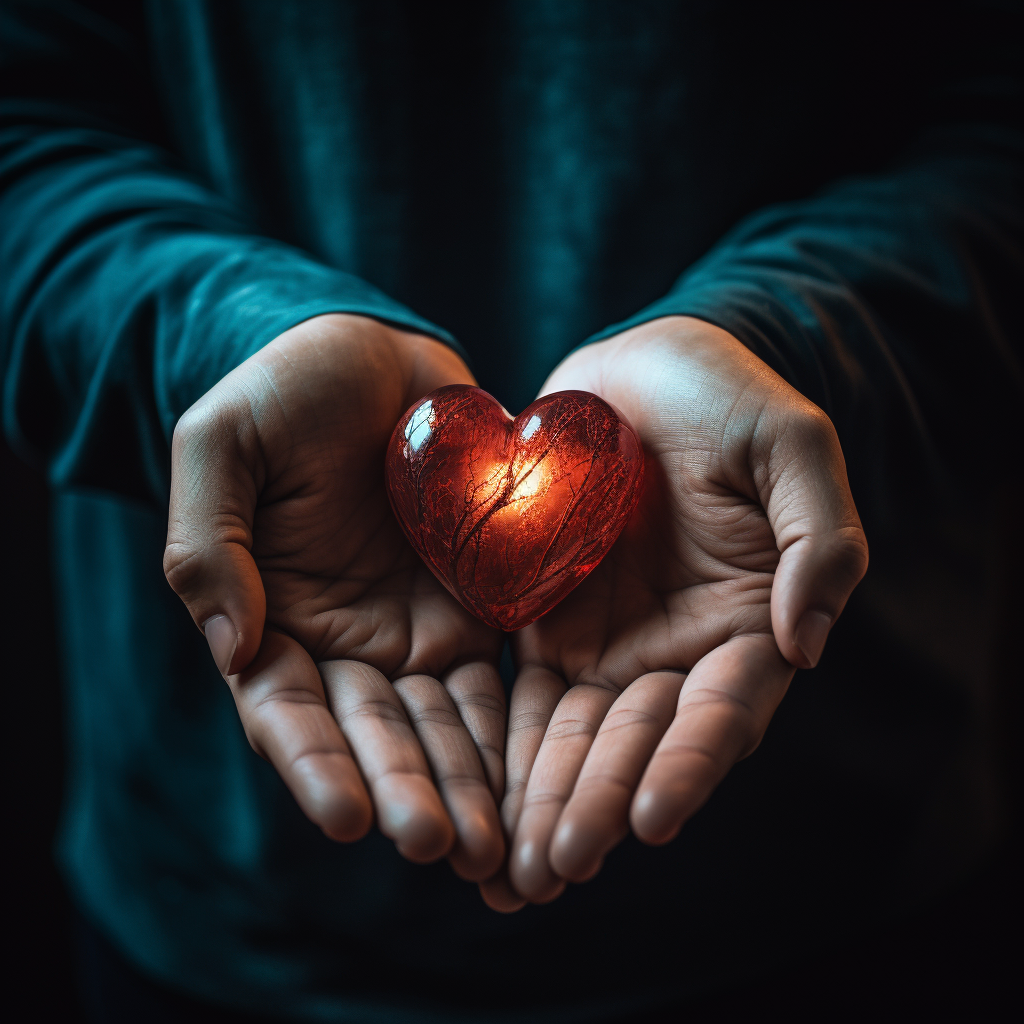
[588,121,1024,532]
[0,0,457,501]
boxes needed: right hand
[163,314,506,881]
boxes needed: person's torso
[146,0,932,410]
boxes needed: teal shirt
[2,2,1021,1020]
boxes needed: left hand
[163,315,506,881]
[479,316,869,910]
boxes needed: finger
[229,630,372,841]
[631,635,792,845]
[501,665,566,839]
[164,398,265,676]
[483,664,562,910]
[320,660,455,864]
[478,867,528,914]
[549,671,685,883]
[443,660,507,802]
[392,666,505,882]
[508,676,619,903]
[755,406,869,669]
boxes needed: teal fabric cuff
[154,237,465,443]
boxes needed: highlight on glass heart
[385,384,645,631]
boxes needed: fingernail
[795,610,832,669]
[203,614,237,675]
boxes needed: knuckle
[171,402,218,450]
[600,706,663,734]
[434,771,486,790]
[522,790,567,810]
[238,719,267,760]
[162,542,204,595]
[251,688,323,714]
[505,776,529,797]
[508,710,556,734]
[574,771,633,797]
[830,527,870,583]
[343,698,410,729]
[679,687,757,725]
[449,689,506,719]
[475,740,504,765]
[545,716,599,743]
[793,404,838,449]
[651,741,720,776]
[407,704,463,730]
[172,393,246,462]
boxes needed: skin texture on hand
[163,314,507,881]
[480,316,869,912]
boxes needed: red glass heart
[385,385,644,631]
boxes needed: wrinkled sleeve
[591,111,1023,534]
[0,0,456,500]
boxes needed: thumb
[756,405,869,670]
[163,400,266,677]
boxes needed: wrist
[388,326,476,408]
[543,316,755,435]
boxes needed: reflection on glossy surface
[385,385,644,631]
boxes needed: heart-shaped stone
[385,385,644,631]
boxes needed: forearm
[0,1,454,499]
[586,123,1023,532]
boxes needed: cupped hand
[164,315,506,880]
[481,316,868,910]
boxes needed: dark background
[3,428,1019,1020]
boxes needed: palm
[251,399,488,679]
[518,456,780,687]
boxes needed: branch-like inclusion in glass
[386,385,645,631]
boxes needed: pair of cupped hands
[164,313,868,912]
